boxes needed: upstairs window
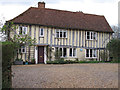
[86,31,97,40]
[86,49,97,58]
[19,26,27,35]
[55,30,67,38]
[40,28,44,37]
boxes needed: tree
[1,21,36,61]
[112,25,120,39]
[54,47,62,60]
[1,21,36,88]
[107,39,120,61]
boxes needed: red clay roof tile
[10,7,113,33]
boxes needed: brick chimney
[38,2,45,8]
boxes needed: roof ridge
[84,13,104,17]
[31,7,105,17]
[31,7,84,14]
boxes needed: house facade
[9,2,113,64]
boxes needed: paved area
[12,63,118,88]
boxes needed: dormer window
[19,26,27,35]
[40,28,44,37]
[86,31,97,40]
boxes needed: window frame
[55,29,67,38]
[55,47,67,57]
[39,28,44,37]
[69,48,76,57]
[86,31,97,40]
[18,46,26,53]
[19,26,27,35]
[85,49,97,58]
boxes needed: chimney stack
[38,2,45,8]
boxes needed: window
[40,28,44,37]
[86,31,97,40]
[86,49,97,58]
[60,31,62,37]
[19,26,27,35]
[55,30,67,38]
[69,48,76,57]
[55,47,67,57]
[56,31,59,37]
[63,48,67,57]
[19,46,26,53]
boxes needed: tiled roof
[10,7,113,33]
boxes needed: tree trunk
[28,46,30,62]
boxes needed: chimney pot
[38,2,45,8]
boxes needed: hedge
[2,41,16,88]
[46,59,120,64]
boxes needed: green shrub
[2,41,16,88]
[15,58,23,61]
[46,59,119,64]
[107,39,120,62]
[31,58,35,64]
[100,50,109,61]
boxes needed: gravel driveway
[12,63,118,88]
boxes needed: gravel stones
[12,63,118,88]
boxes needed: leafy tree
[112,25,120,39]
[1,21,36,88]
[1,22,36,60]
[107,39,120,61]
[54,48,62,60]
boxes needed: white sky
[0,0,119,26]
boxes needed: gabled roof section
[10,7,113,33]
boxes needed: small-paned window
[55,47,67,57]
[60,31,62,37]
[40,28,44,37]
[87,32,90,39]
[63,32,66,37]
[56,30,67,38]
[60,48,62,56]
[86,31,97,40]
[18,46,26,53]
[56,31,59,37]
[19,26,27,35]
[69,48,72,56]
[86,49,97,58]
[63,48,67,57]
[69,48,76,57]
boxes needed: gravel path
[12,63,118,88]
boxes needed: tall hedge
[107,39,120,61]
[2,41,16,88]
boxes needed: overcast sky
[0,0,119,26]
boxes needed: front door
[38,46,44,63]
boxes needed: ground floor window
[69,48,76,57]
[55,47,67,57]
[86,49,97,58]
[19,46,26,53]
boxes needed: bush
[47,58,65,64]
[107,39,120,62]
[47,60,107,64]
[100,50,109,61]
[2,41,16,88]
[31,58,35,64]
[15,58,23,61]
